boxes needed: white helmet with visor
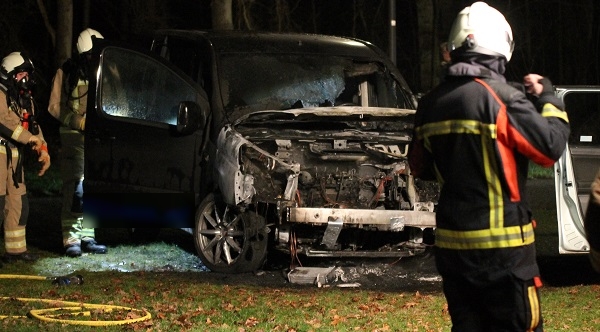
[76,28,104,54]
[447,2,514,61]
[1,51,34,77]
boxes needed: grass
[529,163,555,179]
[0,208,598,331]
[0,262,598,331]
[0,269,453,331]
[0,162,594,330]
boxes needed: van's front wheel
[194,194,268,273]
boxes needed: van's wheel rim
[197,201,246,266]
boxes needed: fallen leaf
[245,316,259,327]
[402,302,418,309]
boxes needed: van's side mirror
[176,101,206,135]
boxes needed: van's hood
[234,106,415,124]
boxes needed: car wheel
[194,194,268,273]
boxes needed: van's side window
[100,47,198,125]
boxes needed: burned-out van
[84,30,438,273]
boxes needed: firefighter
[0,52,51,262]
[585,168,600,273]
[48,28,107,257]
[408,2,570,331]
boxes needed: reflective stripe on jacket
[409,63,570,250]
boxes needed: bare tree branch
[238,0,255,30]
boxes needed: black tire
[194,194,268,273]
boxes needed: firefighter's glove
[37,147,50,176]
[523,74,548,97]
[537,78,554,98]
[524,74,564,112]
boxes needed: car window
[99,47,199,125]
[562,91,600,208]
[151,36,209,89]
[564,92,600,146]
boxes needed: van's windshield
[217,54,414,120]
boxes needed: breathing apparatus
[0,51,39,134]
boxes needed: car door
[555,86,600,254]
[84,40,210,228]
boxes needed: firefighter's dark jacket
[408,55,570,255]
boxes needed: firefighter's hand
[37,149,50,176]
[523,74,553,97]
[28,135,42,151]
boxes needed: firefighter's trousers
[0,144,28,254]
[60,128,94,247]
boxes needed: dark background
[4,1,600,90]
[1,0,599,146]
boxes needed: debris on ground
[287,266,336,285]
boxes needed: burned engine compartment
[243,137,413,210]
[216,108,439,257]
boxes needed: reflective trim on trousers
[436,223,535,249]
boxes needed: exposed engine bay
[216,107,439,258]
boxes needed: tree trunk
[56,0,73,67]
[275,0,290,32]
[212,0,234,30]
[416,0,434,93]
[82,0,91,29]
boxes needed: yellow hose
[0,274,152,326]
[0,274,48,280]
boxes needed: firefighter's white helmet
[447,2,514,61]
[76,28,104,54]
[1,52,34,77]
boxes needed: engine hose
[0,274,152,326]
